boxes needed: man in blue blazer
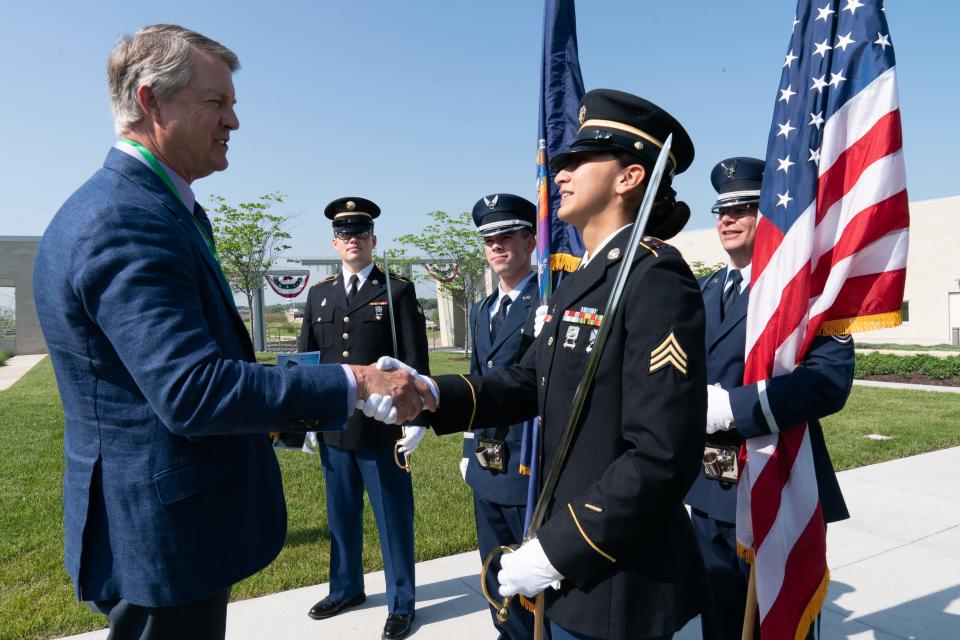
[685,157,855,640]
[33,25,431,639]
[461,193,539,639]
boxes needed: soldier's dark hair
[611,151,690,240]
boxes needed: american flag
[736,1,908,638]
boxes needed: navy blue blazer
[685,267,853,524]
[462,275,538,505]
[34,149,351,607]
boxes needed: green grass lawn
[1,352,957,639]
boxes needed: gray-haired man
[34,24,432,639]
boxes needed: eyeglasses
[335,231,372,241]
[711,206,757,220]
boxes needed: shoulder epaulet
[638,235,669,258]
[320,273,338,283]
[388,273,410,283]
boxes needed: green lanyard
[119,138,219,261]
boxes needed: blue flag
[526,0,586,536]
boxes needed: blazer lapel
[474,293,495,362]
[104,149,249,342]
[711,275,750,349]
[488,277,538,355]
[343,265,386,314]
[703,267,726,348]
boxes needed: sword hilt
[480,545,518,622]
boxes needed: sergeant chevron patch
[649,330,688,376]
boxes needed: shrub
[855,352,960,380]
[0,350,9,366]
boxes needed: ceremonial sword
[383,251,412,473]
[480,135,676,636]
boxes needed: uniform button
[540,376,545,387]
[342,350,349,358]
[547,336,554,346]
[344,316,350,323]
[487,360,494,369]
[342,332,349,340]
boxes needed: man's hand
[375,356,439,404]
[397,426,427,455]
[350,365,437,425]
[706,384,735,435]
[497,539,563,598]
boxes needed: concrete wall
[671,196,960,346]
[0,237,45,355]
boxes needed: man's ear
[526,232,537,253]
[135,84,161,123]
[372,234,378,250]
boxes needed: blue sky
[0,1,955,300]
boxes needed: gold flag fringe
[551,253,582,272]
[518,595,537,613]
[518,464,531,476]
[796,568,831,640]
[819,311,901,336]
[736,543,831,640]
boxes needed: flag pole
[742,562,757,640]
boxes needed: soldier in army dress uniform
[298,197,429,640]
[685,158,854,640]
[378,90,710,640]
[462,193,541,640]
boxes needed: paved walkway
[854,379,960,394]
[62,446,960,640]
[0,353,45,391]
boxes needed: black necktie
[722,269,742,320]
[346,274,359,304]
[491,296,511,340]
[193,203,215,241]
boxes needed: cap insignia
[634,141,644,151]
[720,160,737,179]
[484,195,499,210]
[346,200,357,211]
[578,105,586,126]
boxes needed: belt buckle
[475,437,506,472]
[702,445,739,482]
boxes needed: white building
[671,195,960,346]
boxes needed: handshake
[349,357,439,425]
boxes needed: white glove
[397,426,427,455]
[706,384,735,435]
[497,538,563,598]
[459,457,469,481]
[533,305,548,338]
[375,356,439,404]
[356,393,399,425]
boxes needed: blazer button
[540,376,545,387]
[344,316,350,323]
[342,350,350,358]
[342,332,349,340]
[547,336,554,346]
[487,360,494,368]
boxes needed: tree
[689,260,725,280]
[209,192,292,334]
[396,210,486,355]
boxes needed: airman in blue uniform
[685,158,855,640]
[462,193,540,639]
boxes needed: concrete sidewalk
[0,353,45,391]
[61,449,960,640]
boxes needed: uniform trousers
[87,587,231,640]
[548,619,669,640]
[474,495,535,640]
[320,444,415,614]
[691,510,819,640]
